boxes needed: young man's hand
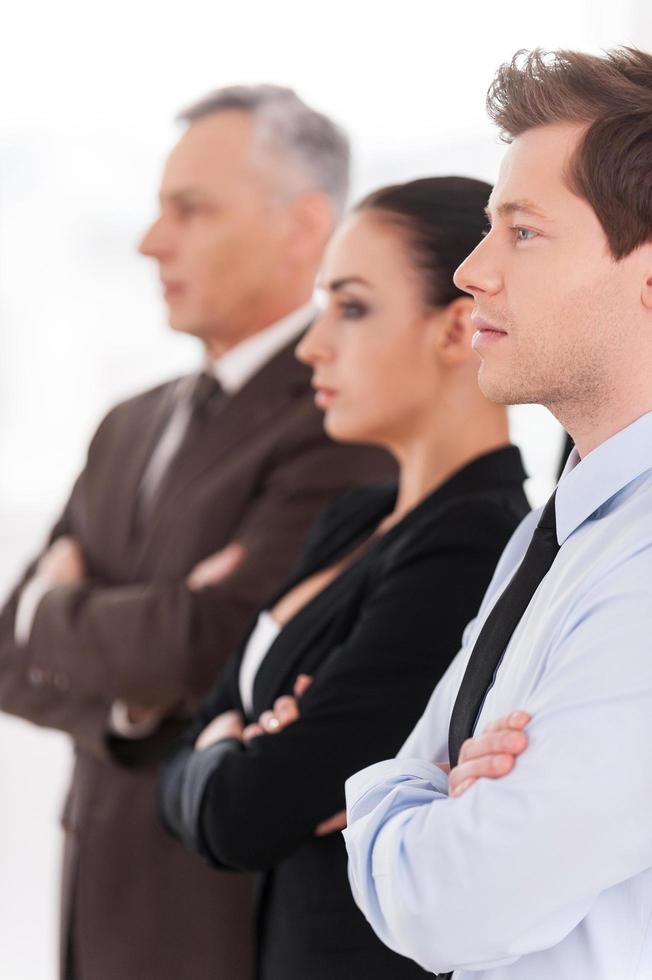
[443,710,531,798]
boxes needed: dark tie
[134,373,225,532]
[447,491,560,767]
[190,372,224,420]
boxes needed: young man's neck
[557,391,652,459]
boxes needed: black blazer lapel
[250,554,374,718]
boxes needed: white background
[1,1,650,975]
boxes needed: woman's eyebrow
[328,276,373,291]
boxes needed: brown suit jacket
[0,338,394,980]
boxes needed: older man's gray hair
[178,84,350,217]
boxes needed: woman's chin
[324,413,379,447]
[323,413,357,444]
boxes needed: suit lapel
[134,340,310,558]
[110,382,178,552]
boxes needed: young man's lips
[471,316,508,350]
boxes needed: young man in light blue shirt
[344,48,652,979]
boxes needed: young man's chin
[476,367,517,406]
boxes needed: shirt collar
[555,410,652,544]
[205,301,316,396]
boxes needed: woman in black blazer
[159,177,530,980]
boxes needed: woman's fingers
[314,809,347,837]
[293,674,314,698]
[252,674,316,740]
[242,723,265,744]
[272,695,300,726]
[258,710,282,733]
[194,710,244,750]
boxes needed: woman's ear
[433,297,476,366]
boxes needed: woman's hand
[195,710,245,750]
[445,710,531,798]
[242,674,313,744]
[238,673,347,837]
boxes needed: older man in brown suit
[0,86,393,980]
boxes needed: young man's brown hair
[486,48,652,259]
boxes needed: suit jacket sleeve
[0,407,390,756]
[158,500,516,872]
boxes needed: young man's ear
[434,297,476,365]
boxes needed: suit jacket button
[28,666,45,687]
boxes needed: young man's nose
[454,237,502,298]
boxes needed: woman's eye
[515,227,538,242]
[339,301,367,319]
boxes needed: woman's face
[296,211,443,448]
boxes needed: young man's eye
[514,226,538,242]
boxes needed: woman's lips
[313,385,338,409]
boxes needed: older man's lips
[471,316,508,351]
[162,281,185,302]
[312,384,338,409]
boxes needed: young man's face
[454,123,640,416]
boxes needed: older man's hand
[38,536,86,586]
[186,543,246,591]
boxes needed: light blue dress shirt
[344,411,652,980]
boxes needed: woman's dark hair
[355,176,492,307]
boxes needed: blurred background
[1,1,650,974]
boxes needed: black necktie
[447,491,560,767]
[190,372,224,420]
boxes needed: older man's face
[139,111,294,351]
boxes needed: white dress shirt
[237,611,282,716]
[14,303,315,738]
[344,410,652,980]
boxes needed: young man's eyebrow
[485,200,549,221]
